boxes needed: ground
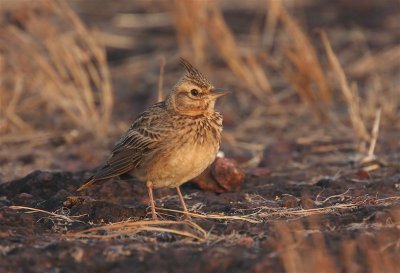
[0,0,399,272]
[1,132,400,272]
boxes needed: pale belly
[135,140,219,188]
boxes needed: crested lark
[78,58,229,219]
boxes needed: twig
[9,206,85,223]
[67,220,207,241]
[156,207,261,223]
[367,108,382,158]
[158,56,166,102]
[317,189,352,204]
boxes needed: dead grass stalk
[270,1,332,120]
[0,0,113,139]
[157,207,261,223]
[320,31,370,141]
[171,0,274,103]
[67,219,207,241]
[9,205,85,223]
[157,56,166,102]
[257,196,400,220]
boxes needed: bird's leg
[146,181,157,220]
[176,186,191,219]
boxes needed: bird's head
[166,58,229,116]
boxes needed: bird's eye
[190,89,199,96]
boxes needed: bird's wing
[78,102,169,190]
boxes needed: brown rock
[300,196,315,209]
[281,194,299,208]
[191,165,223,193]
[191,157,245,193]
[356,169,371,180]
[237,236,254,247]
[250,167,271,177]
[212,157,245,191]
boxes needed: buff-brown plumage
[78,58,228,219]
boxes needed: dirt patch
[1,137,400,272]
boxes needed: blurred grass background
[0,0,399,180]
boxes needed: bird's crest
[179,58,212,89]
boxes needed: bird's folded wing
[87,103,168,183]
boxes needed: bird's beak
[208,87,230,99]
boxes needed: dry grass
[321,31,370,141]
[171,0,399,140]
[171,0,273,102]
[170,0,207,67]
[157,207,261,223]
[9,205,85,223]
[257,196,400,219]
[157,56,166,102]
[8,193,400,272]
[67,219,208,241]
[1,0,397,152]
[271,220,339,273]
[10,195,400,245]
[9,205,208,240]
[270,210,400,273]
[0,0,113,140]
[349,44,400,122]
[171,0,332,113]
[269,1,332,119]
[9,205,86,232]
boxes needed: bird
[78,58,229,220]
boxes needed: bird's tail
[77,177,96,191]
